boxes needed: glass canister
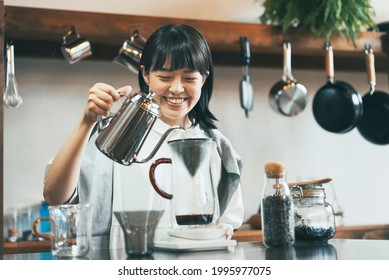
[261,162,295,247]
[290,178,336,242]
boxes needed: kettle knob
[131,91,160,117]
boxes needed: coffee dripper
[149,138,225,240]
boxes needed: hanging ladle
[239,36,254,118]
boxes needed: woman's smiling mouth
[165,97,186,104]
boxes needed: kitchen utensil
[113,161,165,257]
[154,237,236,251]
[288,177,332,187]
[5,208,20,242]
[312,42,363,133]
[95,91,184,165]
[269,40,307,116]
[32,204,92,258]
[289,179,336,242]
[239,36,253,117]
[261,162,295,247]
[113,29,146,74]
[357,45,389,145]
[4,43,23,109]
[149,138,221,240]
[114,210,163,256]
[61,25,92,64]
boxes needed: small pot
[269,40,308,117]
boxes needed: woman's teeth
[166,97,185,104]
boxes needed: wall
[4,0,389,226]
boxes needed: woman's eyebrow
[160,67,172,71]
[158,68,196,73]
[183,69,196,73]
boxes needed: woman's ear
[140,65,150,85]
[202,71,210,84]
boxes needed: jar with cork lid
[261,162,295,247]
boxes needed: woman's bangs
[151,42,208,73]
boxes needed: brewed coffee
[176,214,213,225]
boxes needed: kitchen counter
[4,223,389,255]
[3,239,389,260]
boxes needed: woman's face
[141,62,208,127]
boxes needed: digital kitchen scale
[155,236,236,251]
[154,227,236,251]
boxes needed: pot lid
[131,91,160,117]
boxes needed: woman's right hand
[84,82,132,123]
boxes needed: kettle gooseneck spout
[133,126,185,164]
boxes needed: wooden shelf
[3,240,51,254]
[4,5,389,72]
[232,223,389,243]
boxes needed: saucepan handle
[149,158,173,200]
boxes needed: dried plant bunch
[259,0,377,45]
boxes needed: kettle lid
[131,91,160,117]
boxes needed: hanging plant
[259,0,377,45]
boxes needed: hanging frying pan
[239,36,254,118]
[269,40,307,116]
[312,42,363,133]
[357,45,389,145]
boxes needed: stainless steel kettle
[95,91,183,165]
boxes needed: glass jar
[290,179,336,242]
[261,162,295,247]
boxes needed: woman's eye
[159,76,171,81]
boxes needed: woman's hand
[219,223,234,240]
[83,83,132,123]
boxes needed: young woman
[43,23,244,250]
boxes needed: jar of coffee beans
[261,162,295,247]
[289,178,336,243]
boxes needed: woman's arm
[43,83,131,205]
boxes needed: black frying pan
[357,45,389,145]
[312,42,363,133]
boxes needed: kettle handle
[97,92,128,131]
[149,158,173,200]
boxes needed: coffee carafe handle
[133,126,184,164]
[149,158,173,200]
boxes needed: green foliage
[259,0,377,45]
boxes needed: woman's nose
[169,78,184,94]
